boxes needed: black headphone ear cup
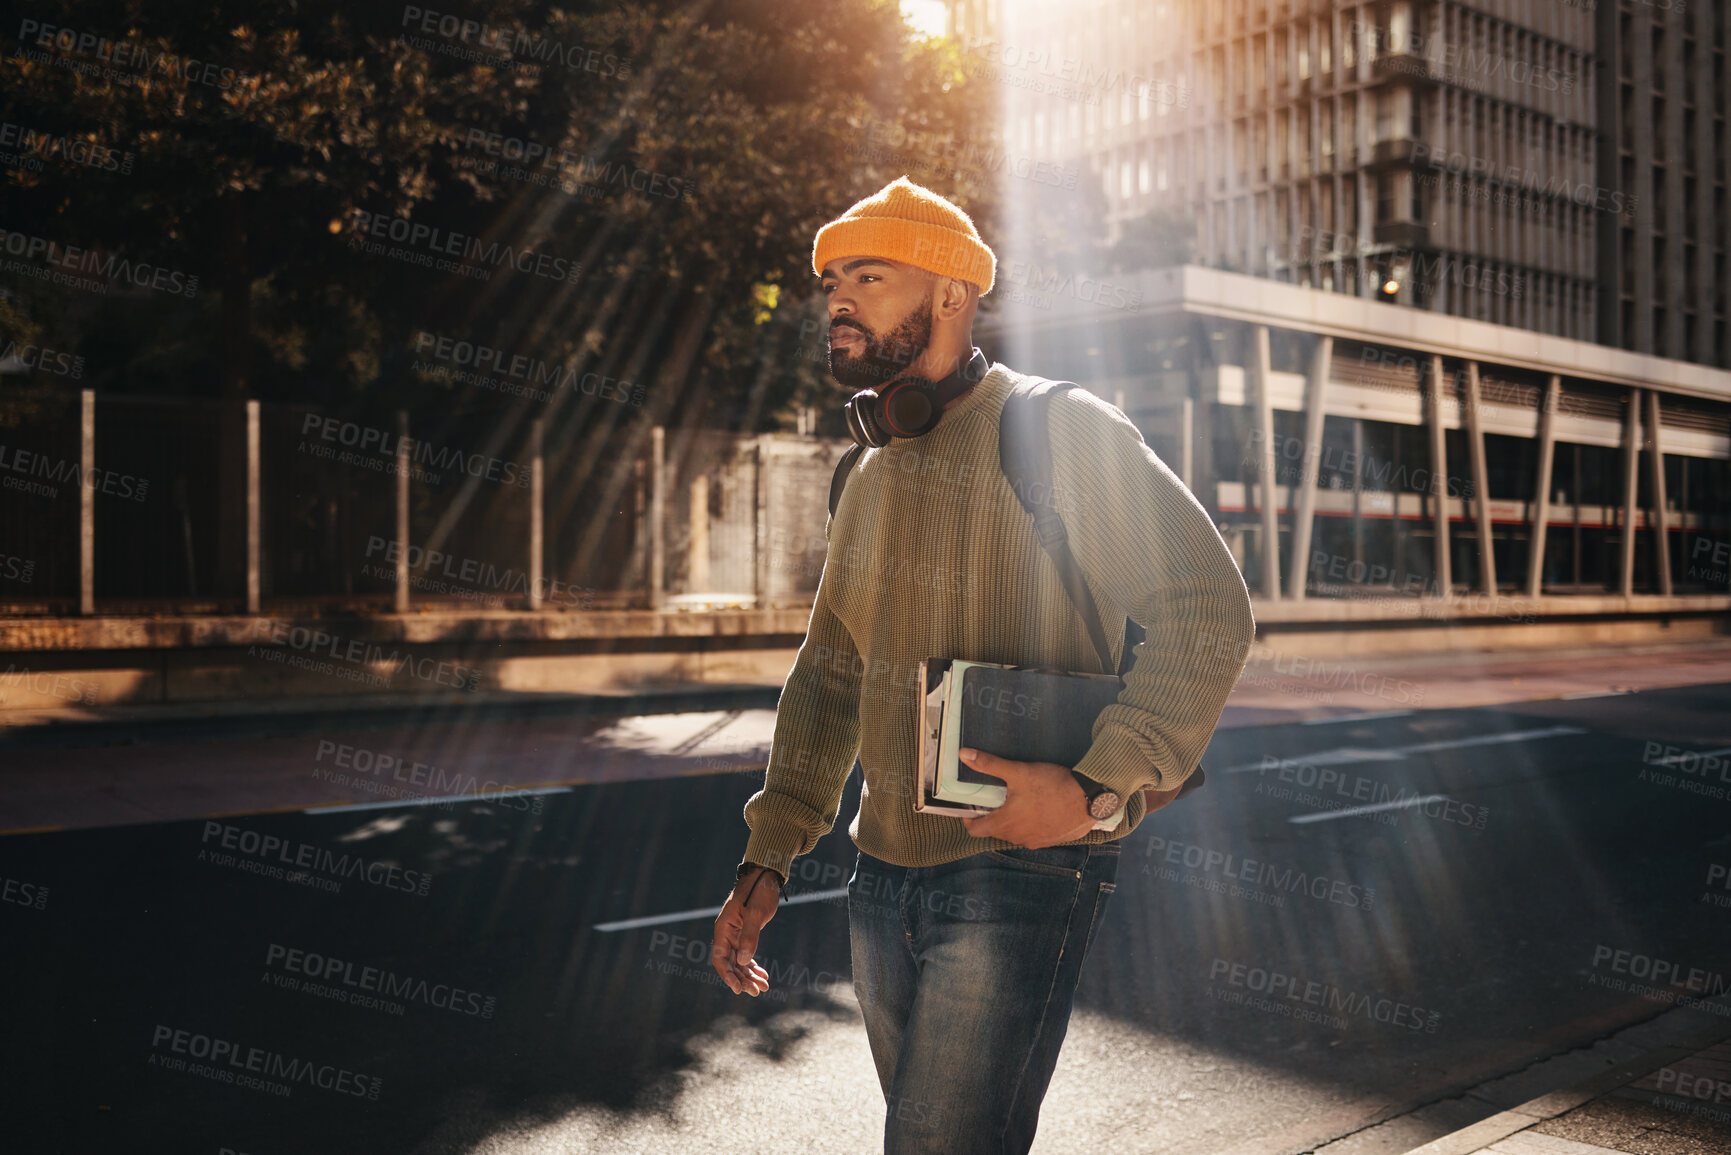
[884,386,935,436]
[846,390,890,448]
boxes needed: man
[712,177,1254,1153]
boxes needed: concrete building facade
[949,0,1726,368]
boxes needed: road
[1,680,1729,1154]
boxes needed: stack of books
[913,657,1129,832]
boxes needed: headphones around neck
[843,348,990,448]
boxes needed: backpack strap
[826,385,1145,679]
[1000,379,1129,678]
[827,443,865,521]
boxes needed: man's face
[820,256,935,390]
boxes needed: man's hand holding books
[956,747,1190,848]
[956,749,1096,849]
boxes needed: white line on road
[1300,710,1414,726]
[304,786,572,815]
[593,886,851,933]
[1224,725,1587,773]
[1392,726,1586,755]
[1651,746,1731,766]
[1288,794,1452,824]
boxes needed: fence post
[528,417,544,610]
[649,426,665,611]
[246,399,261,614]
[395,410,410,614]
[80,388,94,616]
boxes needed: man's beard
[828,294,934,391]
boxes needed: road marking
[1224,725,1587,773]
[1560,689,1632,700]
[1288,794,1452,824]
[1300,710,1413,726]
[593,886,851,933]
[304,786,572,815]
[1651,746,1731,766]
[1392,726,1585,755]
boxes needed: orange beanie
[812,176,995,295]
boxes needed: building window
[1139,156,1151,194]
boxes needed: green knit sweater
[742,361,1254,880]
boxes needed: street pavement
[1,663,1729,1153]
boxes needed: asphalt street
[1,683,1729,1154]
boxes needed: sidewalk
[1400,1003,1731,1155]
[7,636,1731,734]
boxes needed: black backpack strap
[827,443,865,521]
[1000,379,1124,677]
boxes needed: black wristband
[736,862,785,904]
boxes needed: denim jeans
[847,840,1121,1154]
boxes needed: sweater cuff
[1071,728,1170,802]
[740,821,803,887]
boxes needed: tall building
[950,1,1728,614]
[950,0,1645,354]
[1594,1,1729,366]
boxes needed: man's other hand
[958,749,1097,849]
[712,866,780,996]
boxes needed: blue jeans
[847,840,1121,1154]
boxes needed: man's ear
[935,276,975,318]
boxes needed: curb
[1399,999,1731,1155]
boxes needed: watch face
[1088,791,1121,820]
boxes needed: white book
[913,657,1126,832]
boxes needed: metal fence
[0,388,852,616]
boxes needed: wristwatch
[1070,771,1122,821]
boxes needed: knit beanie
[812,176,996,295]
